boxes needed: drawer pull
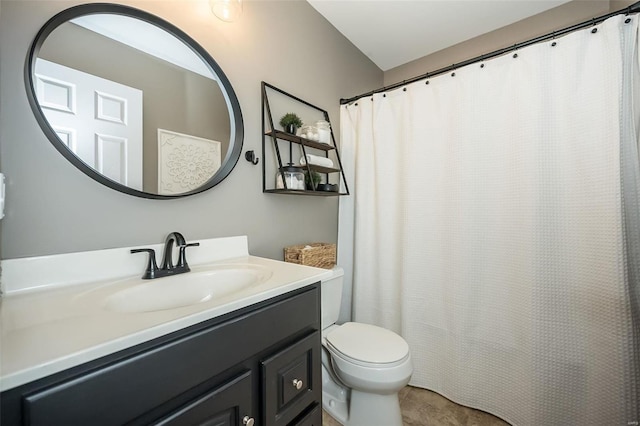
[292,378,304,390]
[242,415,255,426]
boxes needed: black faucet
[131,232,200,279]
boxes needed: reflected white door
[35,58,143,190]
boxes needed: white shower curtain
[338,15,640,426]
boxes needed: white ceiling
[307,0,572,71]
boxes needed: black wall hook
[245,150,259,165]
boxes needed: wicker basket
[284,243,336,269]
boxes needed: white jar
[276,164,305,190]
[299,125,317,140]
[316,120,331,144]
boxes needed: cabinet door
[262,332,321,426]
[156,370,254,426]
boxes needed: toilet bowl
[321,267,413,426]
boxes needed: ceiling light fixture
[210,0,243,22]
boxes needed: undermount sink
[103,265,273,313]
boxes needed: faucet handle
[177,242,200,270]
[131,248,160,279]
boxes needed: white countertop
[0,237,332,391]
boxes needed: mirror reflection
[29,6,242,197]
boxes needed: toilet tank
[321,266,344,330]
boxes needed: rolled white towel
[300,154,334,168]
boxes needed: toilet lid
[326,322,409,364]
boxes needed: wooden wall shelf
[261,82,349,196]
[264,189,347,196]
[265,130,335,152]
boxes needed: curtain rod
[340,1,640,105]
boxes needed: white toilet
[321,267,413,426]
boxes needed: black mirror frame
[25,3,244,199]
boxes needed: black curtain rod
[340,1,640,105]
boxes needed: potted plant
[279,113,303,135]
[305,170,321,190]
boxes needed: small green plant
[305,171,321,189]
[279,113,303,129]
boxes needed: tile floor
[322,386,511,426]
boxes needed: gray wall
[384,0,635,87]
[0,0,383,260]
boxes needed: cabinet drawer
[22,288,319,426]
[262,332,321,426]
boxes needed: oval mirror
[25,4,244,198]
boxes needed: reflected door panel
[35,58,143,190]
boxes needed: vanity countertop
[0,237,332,391]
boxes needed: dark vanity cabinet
[1,284,322,426]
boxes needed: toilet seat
[325,322,410,367]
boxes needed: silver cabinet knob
[242,415,254,426]
[292,379,303,390]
